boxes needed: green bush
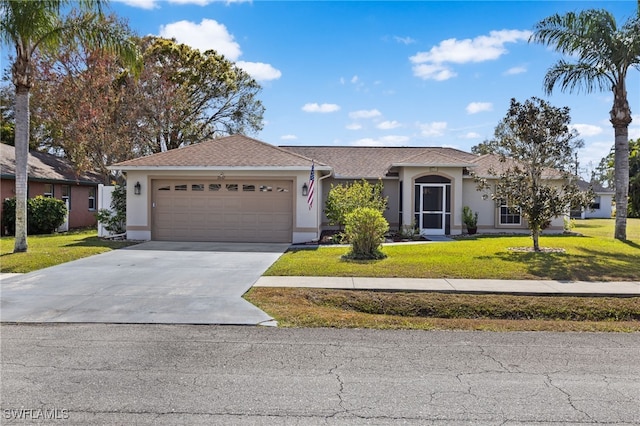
[95,184,127,234]
[2,196,67,235]
[325,179,387,230]
[343,207,389,260]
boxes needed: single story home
[570,180,614,219]
[0,143,102,233]
[110,135,568,243]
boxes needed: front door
[417,184,446,235]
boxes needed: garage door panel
[152,179,293,242]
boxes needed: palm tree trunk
[611,82,631,241]
[13,86,29,252]
[613,124,629,240]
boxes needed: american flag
[307,161,315,210]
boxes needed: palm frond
[543,60,613,95]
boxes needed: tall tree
[31,14,138,183]
[0,0,139,252]
[530,7,640,240]
[124,37,265,154]
[475,97,585,251]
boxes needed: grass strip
[245,288,640,332]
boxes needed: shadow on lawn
[63,236,136,250]
[492,247,640,281]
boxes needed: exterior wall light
[302,182,308,196]
[134,181,141,195]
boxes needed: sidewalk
[253,276,640,297]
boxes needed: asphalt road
[1,325,638,425]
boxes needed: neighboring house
[0,143,102,233]
[109,135,567,244]
[571,180,614,219]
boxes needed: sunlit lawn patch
[0,229,138,273]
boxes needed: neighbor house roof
[111,135,325,170]
[576,179,614,194]
[281,146,478,178]
[468,154,566,179]
[0,143,102,185]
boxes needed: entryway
[414,176,451,235]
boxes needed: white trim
[109,165,333,172]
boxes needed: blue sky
[38,1,640,176]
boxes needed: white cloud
[302,103,341,113]
[418,121,448,137]
[280,134,297,140]
[351,135,410,146]
[377,120,402,130]
[159,19,242,60]
[346,123,362,130]
[351,75,359,84]
[339,77,346,85]
[349,109,382,120]
[412,64,456,81]
[410,29,531,81]
[159,19,281,81]
[235,61,282,81]
[504,66,527,75]
[113,0,158,9]
[466,102,493,114]
[460,132,481,139]
[570,124,604,137]
[394,35,416,45]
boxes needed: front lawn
[265,219,640,281]
[0,229,138,273]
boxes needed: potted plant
[462,206,478,235]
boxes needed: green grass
[0,229,138,273]
[265,218,640,281]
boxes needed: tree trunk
[13,86,30,252]
[531,227,540,252]
[610,82,631,241]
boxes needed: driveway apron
[0,241,288,325]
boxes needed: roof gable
[469,154,565,179]
[1,143,102,184]
[111,135,320,169]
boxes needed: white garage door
[152,179,293,242]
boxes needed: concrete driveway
[0,241,288,325]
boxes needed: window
[88,187,96,210]
[174,184,187,191]
[499,204,521,225]
[590,196,601,210]
[243,184,255,192]
[259,185,273,192]
[43,184,54,198]
[276,186,289,193]
[226,184,238,192]
[191,184,204,191]
[158,185,170,191]
[61,185,71,209]
[209,184,221,191]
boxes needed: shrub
[342,207,389,260]
[2,196,67,235]
[95,185,126,234]
[325,179,387,230]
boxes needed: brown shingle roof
[281,146,477,178]
[469,154,565,179]
[1,143,102,184]
[111,135,319,168]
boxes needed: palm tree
[530,7,640,240]
[0,0,139,252]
